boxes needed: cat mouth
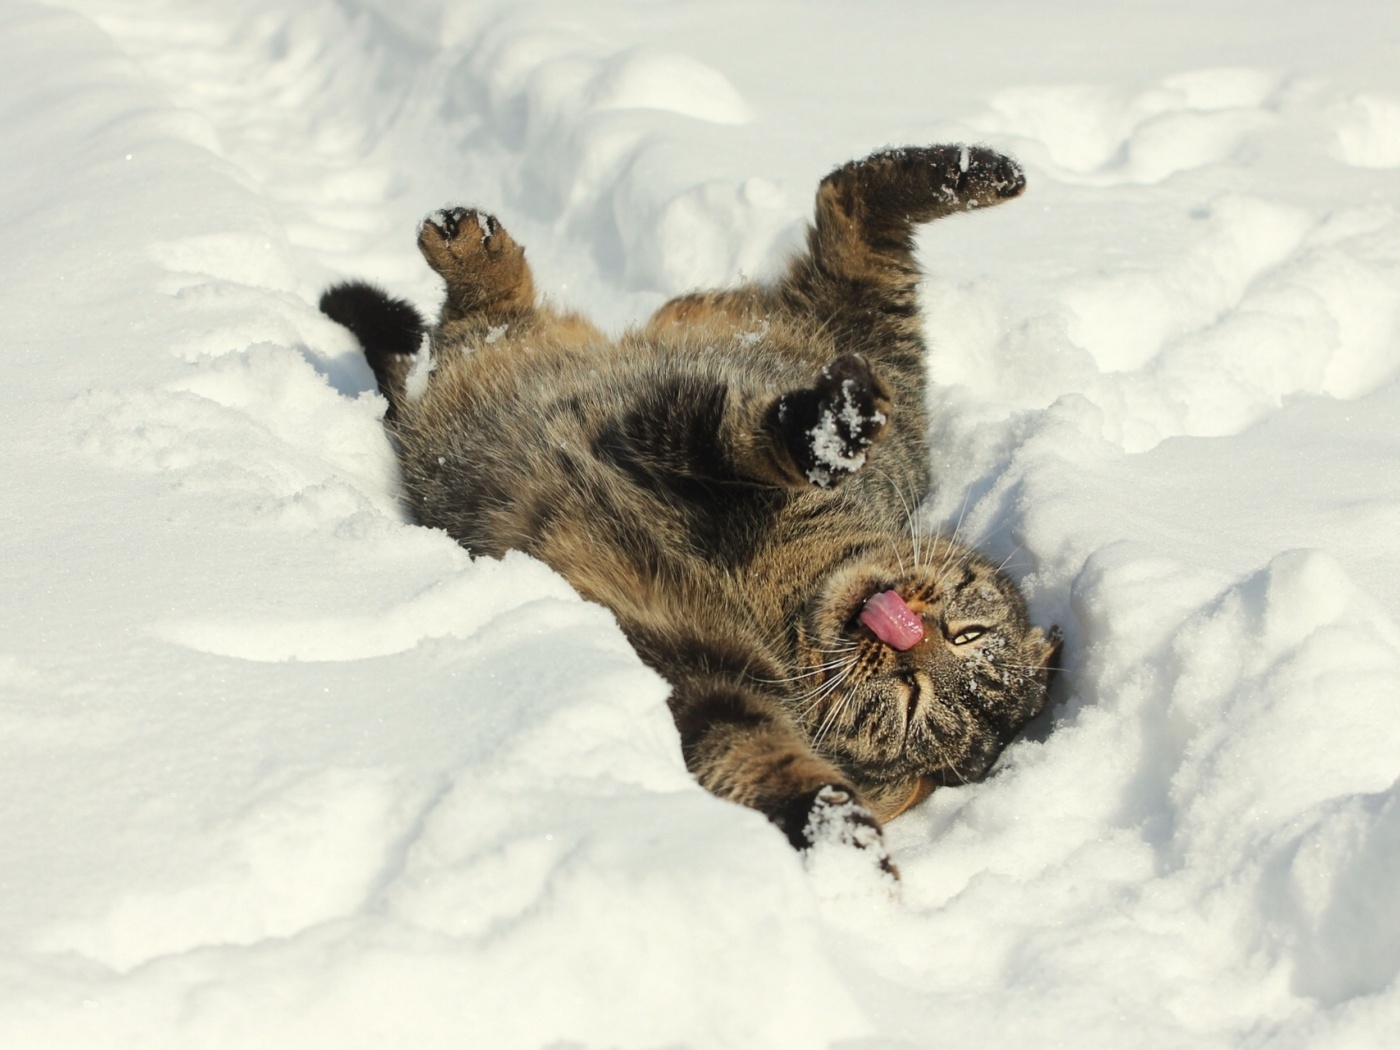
[857,589,925,650]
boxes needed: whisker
[816,672,867,748]
[749,652,858,685]
[912,505,923,573]
[924,488,979,590]
[806,664,848,707]
[788,649,859,703]
[798,659,859,719]
[949,488,972,549]
[924,521,949,578]
[932,738,971,786]
[870,467,915,576]
[810,642,860,655]
[810,647,875,745]
[813,685,855,747]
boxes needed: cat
[321,145,1059,870]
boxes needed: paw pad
[419,207,501,250]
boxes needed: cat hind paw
[418,207,519,273]
[417,206,534,316]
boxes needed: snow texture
[3,0,1400,1048]
[805,376,885,487]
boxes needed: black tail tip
[320,280,425,360]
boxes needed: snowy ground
[3,0,1400,1046]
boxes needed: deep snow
[3,0,1400,1047]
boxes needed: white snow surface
[4,0,1400,1047]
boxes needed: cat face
[794,539,1058,806]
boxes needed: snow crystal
[736,318,771,347]
[806,412,864,487]
[804,377,884,486]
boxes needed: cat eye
[950,626,989,645]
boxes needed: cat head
[793,538,1059,819]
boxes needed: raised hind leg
[776,145,1024,374]
[418,207,537,324]
[419,206,605,351]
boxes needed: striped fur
[323,146,1057,864]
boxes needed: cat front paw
[777,785,897,878]
[777,353,892,488]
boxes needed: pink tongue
[858,590,925,650]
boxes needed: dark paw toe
[419,207,506,248]
[420,206,467,241]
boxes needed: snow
[806,378,875,487]
[3,0,1400,1047]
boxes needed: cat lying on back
[322,145,1058,869]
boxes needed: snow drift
[2,0,1399,1047]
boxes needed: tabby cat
[321,145,1058,869]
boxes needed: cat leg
[795,145,1024,299]
[593,351,891,490]
[670,680,895,871]
[644,146,1022,336]
[418,207,537,324]
[761,145,1023,502]
[643,288,766,334]
[777,145,1023,374]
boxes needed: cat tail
[320,280,425,419]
